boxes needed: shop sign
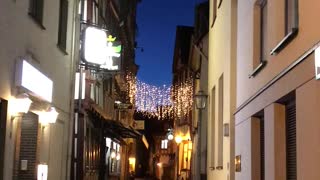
[83,26,122,71]
[315,46,320,80]
[15,60,53,102]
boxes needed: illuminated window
[161,140,168,149]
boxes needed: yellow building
[207,0,237,180]
[236,0,320,180]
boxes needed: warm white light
[157,163,162,167]
[37,164,48,180]
[116,153,120,160]
[175,136,182,144]
[111,151,116,159]
[10,96,32,115]
[129,157,136,165]
[84,27,107,65]
[74,72,85,99]
[20,60,53,102]
[106,138,111,147]
[38,107,59,125]
[115,100,121,104]
[168,134,174,141]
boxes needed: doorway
[0,99,8,180]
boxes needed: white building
[0,0,78,179]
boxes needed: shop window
[58,0,69,52]
[182,141,192,169]
[29,0,45,29]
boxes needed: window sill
[249,60,267,78]
[57,44,68,55]
[270,28,298,55]
[28,13,46,30]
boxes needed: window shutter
[286,102,296,180]
[260,117,265,180]
[58,0,69,50]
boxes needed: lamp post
[194,90,207,180]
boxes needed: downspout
[65,0,80,179]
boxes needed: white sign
[315,46,320,80]
[15,60,53,102]
[83,27,121,70]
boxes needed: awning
[87,104,141,140]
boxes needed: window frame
[270,0,299,55]
[28,0,46,29]
[57,0,69,54]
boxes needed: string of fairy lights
[126,73,194,120]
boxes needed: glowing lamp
[38,107,59,125]
[10,95,32,115]
[111,151,116,159]
[37,164,48,180]
[175,136,182,144]
[168,134,174,141]
[116,153,120,160]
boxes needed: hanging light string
[125,72,194,120]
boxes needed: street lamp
[194,90,208,180]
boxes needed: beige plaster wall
[207,0,237,179]
[237,0,320,107]
[0,0,77,179]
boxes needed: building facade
[236,0,320,180]
[207,0,237,180]
[0,0,78,179]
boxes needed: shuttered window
[286,102,296,180]
[260,117,265,180]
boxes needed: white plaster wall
[207,0,237,179]
[0,0,77,179]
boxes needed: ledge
[270,28,298,55]
[57,44,69,55]
[248,60,267,78]
[28,13,46,30]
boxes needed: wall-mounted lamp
[9,94,32,115]
[167,129,174,140]
[37,164,48,180]
[38,107,59,125]
[235,155,241,172]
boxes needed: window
[161,140,168,149]
[260,0,268,62]
[209,87,216,170]
[29,0,45,28]
[211,0,217,27]
[270,0,298,55]
[286,101,296,180]
[217,74,223,169]
[58,0,69,52]
[250,0,268,77]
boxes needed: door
[0,99,8,180]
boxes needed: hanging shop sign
[315,46,320,80]
[15,59,53,102]
[83,26,122,71]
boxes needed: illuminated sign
[315,46,320,80]
[83,27,121,70]
[15,60,53,102]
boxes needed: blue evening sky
[135,0,206,86]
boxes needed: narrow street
[0,0,319,180]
